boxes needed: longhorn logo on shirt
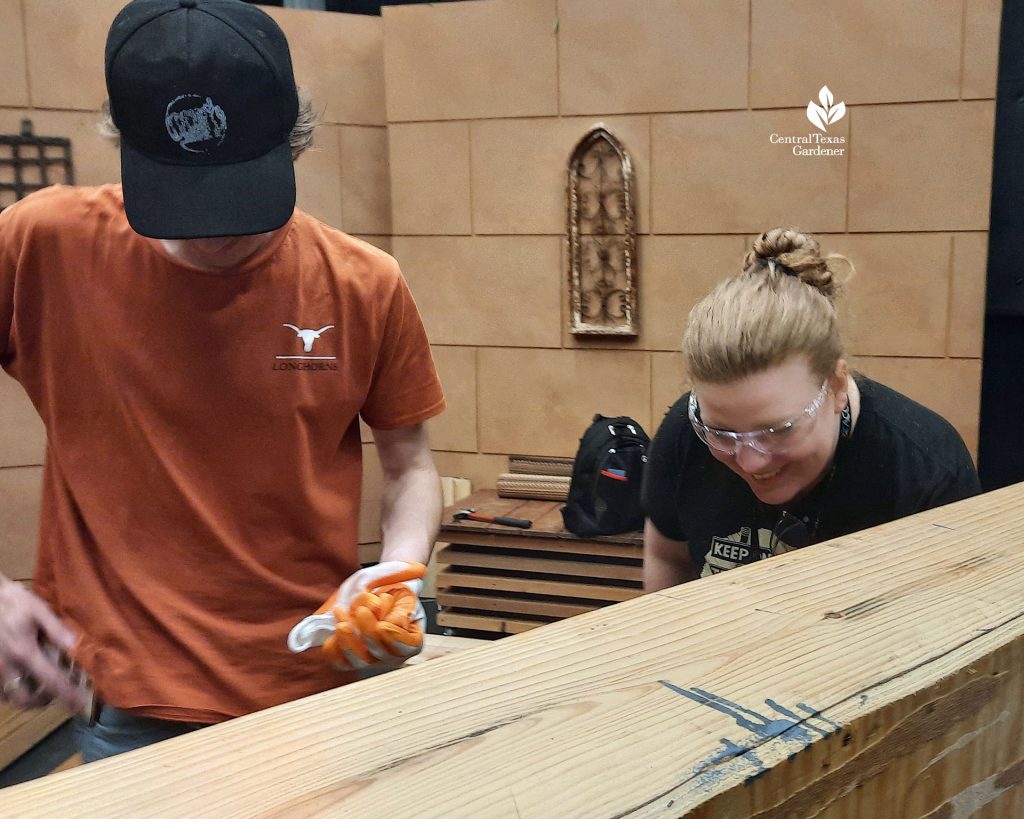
[274,324,338,370]
[282,324,335,352]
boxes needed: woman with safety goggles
[642,228,980,590]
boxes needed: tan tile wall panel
[470,116,651,235]
[358,541,383,564]
[651,110,849,234]
[359,445,382,544]
[557,0,747,116]
[353,236,392,255]
[821,233,952,358]
[0,0,29,107]
[428,346,477,453]
[361,442,384,503]
[651,351,688,431]
[0,373,45,468]
[392,236,563,348]
[340,126,391,236]
[962,0,1002,100]
[0,109,120,187]
[0,466,43,581]
[382,0,558,122]
[949,233,988,359]
[750,0,961,107]
[477,348,651,457]
[358,500,382,545]
[430,451,506,491]
[633,235,749,351]
[23,0,123,110]
[294,124,343,229]
[848,101,995,233]
[389,122,471,235]
[852,357,982,458]
[266,8,385,126]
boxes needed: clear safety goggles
[688,380,830,456]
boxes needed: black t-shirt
[641,376,981,577]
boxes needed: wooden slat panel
[0,705,68,770]
[437,611,543,634]
[425,476,474,597]
[437,592,599,619]
[436,544,643,582]
[2,487,1024,816]
[436,570,640,602]
[445,532,642,559]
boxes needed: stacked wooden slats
[494,473,570,501]
[507,456,574,477]
[496,455,574,502]
[436,492,643,635]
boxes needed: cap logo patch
[164,94,227,153]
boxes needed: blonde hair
[684,227,853,383]
[98,88,319,161]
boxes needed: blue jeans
[75,705,206,763]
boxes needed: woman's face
[691,356,848,506]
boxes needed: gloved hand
[288,561,427,671]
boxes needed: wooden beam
[2,485,1023,816]
[0,704,68,771]
[403,634,487,666]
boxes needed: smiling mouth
[750,466,783,481]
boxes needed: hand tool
[452,508,533,529]
[24,633,98,725]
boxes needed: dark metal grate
[0,119,75,211]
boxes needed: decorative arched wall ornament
[567,124,637,336]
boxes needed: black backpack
[561,414,650,537]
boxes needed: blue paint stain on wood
[658,680,843,791]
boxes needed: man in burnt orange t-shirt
[0,0,444,762]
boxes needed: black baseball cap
[105,0,299,239]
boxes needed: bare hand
[0,578,85,712]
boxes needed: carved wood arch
[567,124,637,336]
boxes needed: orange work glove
[287,561,426,670]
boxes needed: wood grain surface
[1,485,1023,817]
[0,705,67,771]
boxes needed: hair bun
[744,227,843,300]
